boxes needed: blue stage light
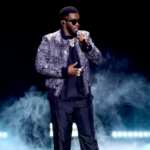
[3,132,7,137]
[123,132,127,137]
[118,132,122,137]
[112,132,117,137]
[0,132,7,138]
[144,132,148,137]
[133,132,138,137]
[112,131,150,139]
[128,132,133,137]
[139,132,143,137]
[50,123,78,137]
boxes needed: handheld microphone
[77,31,86,36]
[77,31,81,36]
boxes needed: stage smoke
[0,51,150,149]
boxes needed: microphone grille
[77,31,86,36]
[77,31,82,36]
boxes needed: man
[35,6,102,150]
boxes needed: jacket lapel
[74,37,85,67]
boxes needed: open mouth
[74,28,79,32]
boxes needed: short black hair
[59,6,79,21]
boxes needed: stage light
[123,132,127,137]
[49,123,78,137]
[133,132,138,137]
[144,132,148,137]
[112,131,150,139]
[128,132,132,137]
[112,132,117,137]
[139,132,143,137]
[0,132,7,138]
[50,123,53,137]
[72,123,78,136]
[3,132,7,137]
[118,132,122,137]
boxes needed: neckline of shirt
[61,28,75,40]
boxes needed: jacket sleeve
[83,32,102,65]
[35,36,69,78]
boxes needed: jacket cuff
[61,67,69,78]
[81,39,92,53]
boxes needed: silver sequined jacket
[35,29,102,97]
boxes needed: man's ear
[61,20,65,26]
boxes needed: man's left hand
[77,33,88,44]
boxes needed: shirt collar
[61,28,75,40]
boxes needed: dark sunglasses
[65,18,81,25]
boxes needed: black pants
[49,98,99,150]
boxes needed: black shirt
[47,29,93,103]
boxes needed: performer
[35,6,102,150]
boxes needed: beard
[67,27,77,37]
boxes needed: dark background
[0,1,149,125]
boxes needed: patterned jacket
[35,29,102,97]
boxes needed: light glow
[112,132,117,137]
[50,123,78,137]
[128,132,132,137]
[3,132,7,137]
[0,132,7,138]
[144,132,148,137]
[139,132,143,137]
[123,132,127,137]
[112,131,150,138]
[133,132,138,137]
[118,132,122,137]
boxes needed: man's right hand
[68,62,84,76]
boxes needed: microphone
[76,30,86,36]
[77,31,87,44]
[77,31,81,36]
[77,30,91,51]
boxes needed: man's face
[65,13,80,35]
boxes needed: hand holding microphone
[77,31,91,52]
[77,31,88,44]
